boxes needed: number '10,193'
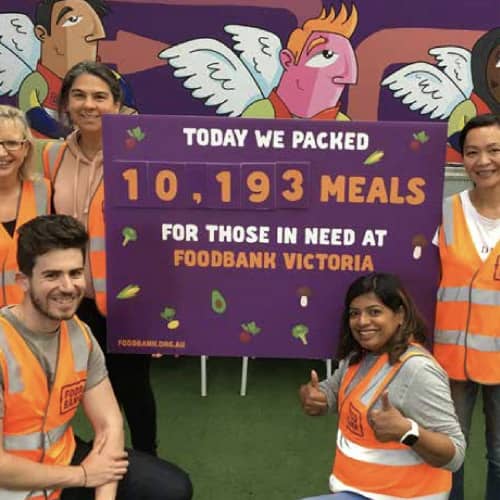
[121,168,305,204]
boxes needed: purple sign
[103,115,446,358]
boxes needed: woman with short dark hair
[434,113,500,500]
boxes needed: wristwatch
[399,418,419,446]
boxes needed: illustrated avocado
[211,289,227,314]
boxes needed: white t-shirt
[460,190,500,261]
[433,190,500,261]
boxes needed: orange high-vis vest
[0,179,50,307]
[42,141,107,316]
[0,315,91,500]
[331,346,451,499]
[434,194,500,383]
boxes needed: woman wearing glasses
[0,105,50,307]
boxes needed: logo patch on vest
[346,402,364,437]
[60,379,86,414]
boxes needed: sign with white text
[103,115,446,357]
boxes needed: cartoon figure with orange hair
[160,4,358,120]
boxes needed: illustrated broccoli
[122,226,137,247]
[160,307,176,321]
[292,324,309,345]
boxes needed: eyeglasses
[0,140,27,152]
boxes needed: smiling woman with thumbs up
[299,273,465,500]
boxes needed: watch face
[402,434,419,446]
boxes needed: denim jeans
[449,380,500,500]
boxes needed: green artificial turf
[73,356,487,499]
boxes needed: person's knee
[172,470,193,500]
[152,465,192,500]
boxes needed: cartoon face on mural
[161,4,358,121]
[472,28,500,109]
[0,0,136,139]
[273,6,358,118]
[276,32,357,117]
[486,44,500,103]
[34,0,107,79]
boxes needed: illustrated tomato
[125,137,137,150]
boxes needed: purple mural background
[1,0,498,123]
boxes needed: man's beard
[29,289,82,321]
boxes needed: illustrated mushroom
[296,286,312,308]
[411,234,428,260]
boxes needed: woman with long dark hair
[300,273,465,500]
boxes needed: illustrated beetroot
[125,127,146,150]
[410,139,420,151]
[410,131,429,151]
[239,330,252,343]
[239,321,261,343]
[125,137,137,150]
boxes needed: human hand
[80,436,129,488]
[299,370,327,416]
[369,392,411,442]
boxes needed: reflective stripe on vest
[3,421,69,451]
[33,178,49,217]
[336,428,423,466]
[442,196,454,246]
[93,278,106,293]
[90,237,105,252]
[358,362,393,406]
[0,322,23,393]
[435,329,500,351]
[2,270,16,289]
[438,286,500,306]
[43,141,67,181]
[66,317,91,371]
[0,489,57,500]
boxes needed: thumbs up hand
[369,391,410,442]
[299,370,327,416]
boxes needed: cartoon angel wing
[0,13,40,96]
[159,38,264,116]
[224,24,283,97]
[428,46,473,98]
[381,63,470,120]
[381,46,473,120]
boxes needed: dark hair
[58,60,123,124]
[17,215,88,276]
[35,0,108,35]
[459,113,500,153]
[336,273,427,365]
[471,28,500,113]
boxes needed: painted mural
[0,0,498,162]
